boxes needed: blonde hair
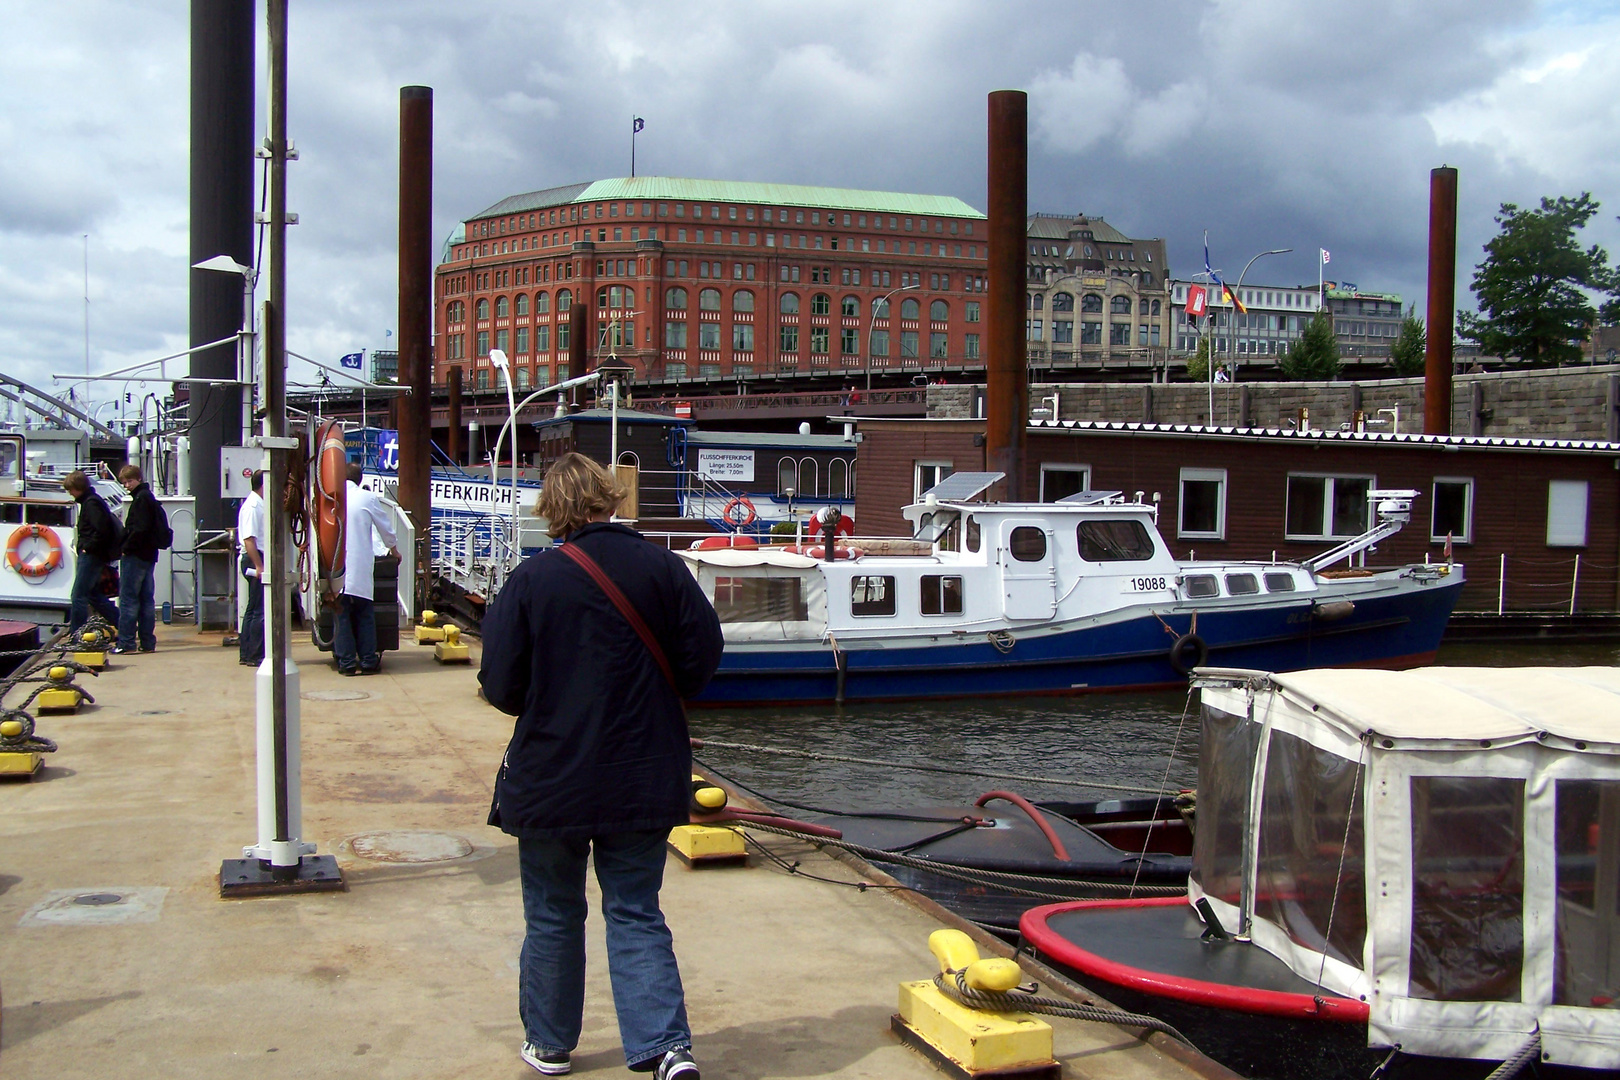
[537,453,623,538]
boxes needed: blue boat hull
[693,576,1464,706]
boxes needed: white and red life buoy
[5,524,64,581]
[691,535,759,551]
[720,496,757,528]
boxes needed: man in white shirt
[237,470,267,666]
[334,463,399,675]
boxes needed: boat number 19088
[1123,576,1170,592]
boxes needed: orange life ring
[834,515,855,538]
[5,524,64,580]
[311,420,348,592]
[720,496,757,528]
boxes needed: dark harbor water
[688,640,1620,814]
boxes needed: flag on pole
[633,116,645,133]
[1221,283,1247,315]
[1320,248,1331,265]
[339,351,363,370]
[1185,284,1208,318]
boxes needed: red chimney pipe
[1424,166,1458,435]
[985,90,1028,501]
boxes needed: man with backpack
[62,470,121,632]
[113,464,171,654]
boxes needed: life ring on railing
[692,535,759,551]
[720,496,757,528]
[311,420,348,594]
[781,544,863,560]
[834,514,855,538]
[5,524,64,581]
[1168,633,1209,675]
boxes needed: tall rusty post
[985,90,1028,501]
[397,86,433,602]
[1424,166,1458,435]
[446,364,463,464]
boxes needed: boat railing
[1301,489,1421,573]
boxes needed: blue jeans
[117,556,157,651]
[518,830,690,1066]
[70,552,119,632]
[239,572,263,664]
[333,593,376,672]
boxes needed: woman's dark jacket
[479,522,724,839]
[73,489,121,560]
[121,482,163,563]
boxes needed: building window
[841,295,859,317]
[1110,295,1132,314]
[664,322,687,349]
[476,298,490,320]
[536,291,550,314]
[1547,480,1589,547]
[965,301,981,323]
[810,293,831,316]
[1431,478,1473,543]
[1028,319,1044,341]
[850,576,896,617]
[699,322,721,350]
[1109,322,1131,346]
[930,299,949,321]
[515,293,529,317]
[779,325,799,352]
[900,297,920,320]
[665,362,687,378]
[1052,292,1074,312]
[476,369,489,390]
[665,286,687,310]
[699,288,721,311]
[536,326,549,352]
[1081,321,1102,345]
[964,333,979,360]
[477,330,489,356]
[841,328,859,355]
[920,575,964,616]
[914,461,952,502]
[557,289,571,312]
[515,327,529,355]
[929,331,948,358]
[733,324,754,351]
[870,330,890,356]
[1052,320,1074,344]
[1039,465,1089,502]
[900,330,919,358]
[733,289,754,313]
[515,366,530,390]
[1081,293,1103,313]
[1179,468,1227,539]
[1138,324,1148,346]
[809,326,829,354]
[1286,474,1373,540]
[780,292,800,315]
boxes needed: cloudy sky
[2,0,1618,416]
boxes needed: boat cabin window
[913,510,960,545]
[1224,572,1259,595]
[712,576,809,623]
[920,575,963,616]
[1182,574,1218,598]
[3,502,72,528]
[965,515,980,553]
[1553,779,1620,1006]
[1409,775,1525,1002]
[1263,571,1296,592]
[1191,705,1263,904]
[1009,526,1046,562]
[1076,519,1154,561]
[850,575,896,617]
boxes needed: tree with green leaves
[1458,193,1611,366]
[1185,336,1211,381]
[1281,309,1340,379]
[1390,303,1426,376]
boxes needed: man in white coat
[335,462,399,675]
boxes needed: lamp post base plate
[218,855,345,899]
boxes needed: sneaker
[109,644,132,654]
[138,645,156,653]
[634,1048,699,1080]
[520,1043,570,1075]
[338,667,358,677]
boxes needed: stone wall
[928,366,1620,442]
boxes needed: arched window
[557,289,572,312]
[780,292,800,315]
[841,295,859,317]
[1081,293,1103,313]
[1138,297,1150,316]
[733,289,754,313]
[798,457,819,498]
[536,291,550,314]
[699,288,721,311]
[476,298,490,320]
[929,299,948,322]
[597,287,609,309]
[810,293,831,316]
[496,296,509,318]
[829,458,849,498]
[1052,292,1075,312]
[900,297,920,320]
[1151,299,1161,316]
[665,286,687,310]
[873,298,891,318]
[514,293,528,317]
[1110,295,1131,314]
[776,456,797,496]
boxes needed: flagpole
[631,117,636,178]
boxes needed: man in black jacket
[62,470,120,632]
[480,453,723,1080]
[114,464,165,653]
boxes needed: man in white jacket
[335,462,399,675]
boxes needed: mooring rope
[691,738,1182,797]
[935,970,1194,1048]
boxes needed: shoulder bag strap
[557,541,678,693]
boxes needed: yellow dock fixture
[892,930,1057,1079]
[433,624,470,664]
[35,665,90,713]
[71,628,109,668]
[668,775,747,866]
[414,610,447,644]
[0,714,55,781]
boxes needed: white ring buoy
[721,496,757,528]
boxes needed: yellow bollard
[433,623,470,664]
[893,931,1056,1078]
[414,609,446,644]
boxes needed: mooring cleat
[414,609,446,644]
[433,623,469,664]
[667,824,747,867]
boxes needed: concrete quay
[0,624,1221,1080]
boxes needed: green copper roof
[472,176,984,221]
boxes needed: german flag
[1219,280,1247,315]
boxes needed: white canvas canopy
[678,547,826,643]
[1194,667,1620,1070]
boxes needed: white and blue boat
[677,473,1464,706]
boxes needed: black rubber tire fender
[1168,633,1209,676]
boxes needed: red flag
[1186,284,1208,318]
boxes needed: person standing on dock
[333,463,398,676]
[112,464,169,654]
[237,470,266,666]
[480,452,723,1080]
[62,470,121,633]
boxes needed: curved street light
[866,283,920,391]
[1208,248,1291,425]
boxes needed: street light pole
[866,283,919,391]
[1226,248,1293,380]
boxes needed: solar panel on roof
[922,471,1004,502]
[1056,490,1125,505]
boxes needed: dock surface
[1,625,1216,1079]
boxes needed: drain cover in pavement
[20,887,167,926]
[348,831,474,863]
[302,689,371,702]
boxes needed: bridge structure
[0,372,122,441]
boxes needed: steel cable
[935,971,1194,1048]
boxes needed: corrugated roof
[472,177,983,222]
[1031,418,1620,454]
[1024,214,1134,245]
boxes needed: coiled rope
[1483,1031,1541,1080]
[935,969,1194,1048]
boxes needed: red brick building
[435,177,988,394]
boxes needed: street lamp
[866,283,920,391]
[192,253,258,444]
[1226,248,1293,381]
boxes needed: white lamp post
[866,283,919,391]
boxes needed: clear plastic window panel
[1554,779,1620,1007]
[1191,706,1263,905]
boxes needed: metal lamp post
[1226,248,1293,381]
[866,283,919,391]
